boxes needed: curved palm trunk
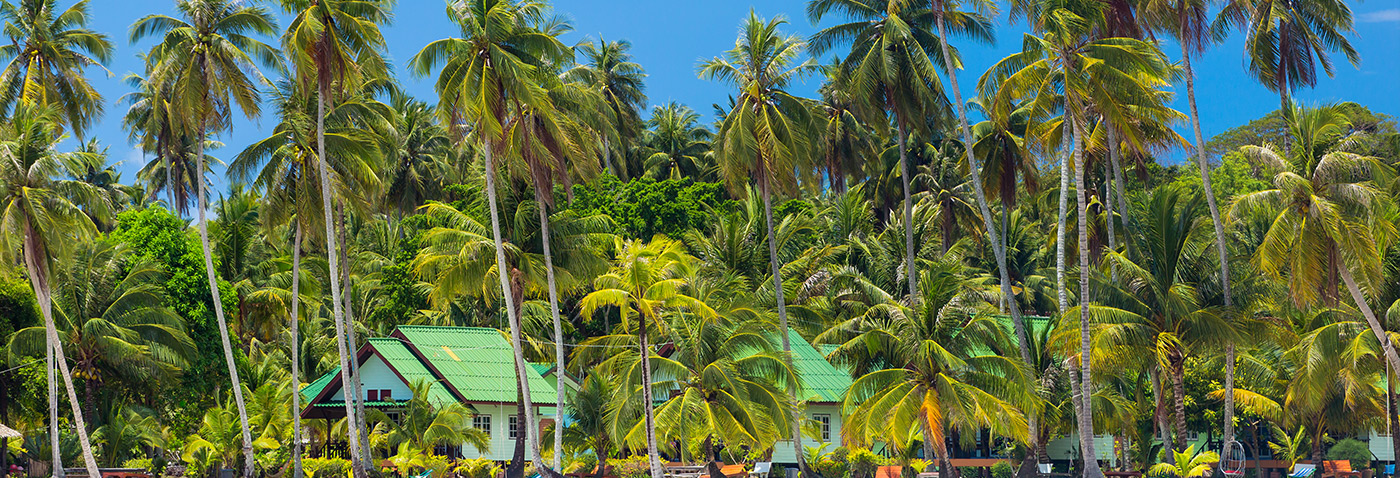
[193,126,257,478]
[483,140,549,473]
[1179,41,1238,446]
[638,316,663,478]
[291,223,304,478]
[932,12,1039,474]
[761,183,808,477]
[315,88,367,478]
[48,336,60,478]
[1056,127,1071,315]
[1069,105,1104,478]
[22,226,99,478]
[1339,265,1400,373]
[536,195,568,471]
[896,122,918,300]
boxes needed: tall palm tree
[565,37,646,178]
[579,238,714,478]
[380,93,451,229]
[1229,103,1400,375]
[0,0,112,136]
[411,0,569,473]
[131,2,281,475]
[813,65,873,193]
[0,104,105,478]
[229,77,381,478]
[982,2,1175,471]
[809,0,988,301]
[279,0,392,471]
[699,12,819,474]
[1212,0,1360,157]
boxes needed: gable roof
[393,326,557,405]
[773,329,852,404]
[301,338,458,408]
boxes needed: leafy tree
[0,0,112,135]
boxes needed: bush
[1327,439,1371,469]
[615,455,653,478]
[121,458,154,472]
[848,448,886,478]
[303,457,351,478]
[992,462,1014,478]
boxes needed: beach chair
[748,462,772,478]
[1383,465,1394,478]
[1323,461,1362,478]
[409,469,433,478]
[718,464,747,478]
[1290,464,1317,478]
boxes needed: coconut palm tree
[557,371,617,478]
[0,104,105,478]
[981,3,1176,469]
[278,0,392,471]
[1229,102,1400,375]
[130,2,281,475]
[1148,446,1221,478]
[6,239,194,423]
[380,93,452,230]
[813,65,873,194]
[699,12,819,473]
[565,37,646,178]
[1212,0,1360,157]
[411,0,571,473]
[578,238,714,478]
[119,70,199,216]
[829,261,1030,478]
[368,379,490,455]
[642,102,713,181]
[0,0,112,136]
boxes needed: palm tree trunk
[336,202,371,466]
[193,124,257,478]
[1171,360,1188,451]
[536,195,568,472]
[638,318,663,478]
[761,182,808,477]
[931,15,1040,474]
[1056,123,1072,315]
[22,223,100,478]
[603,137,616,177]
[316,85,366,478]
[896,121,918,300]
[1103,162,1116,280]
[48,337,59,478]
[1389,365,1400,466]
[1070,104,1104,478]
[1180,40,1238,446]
[483,139,548,473]
[291,223,304,478]
[1339,265,1400,373]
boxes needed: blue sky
[84,0,1399,182]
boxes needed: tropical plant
[1147,445,1220,478]
[0,0,112,135]
[565,37,646,178]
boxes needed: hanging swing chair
[1221,441,1247,478]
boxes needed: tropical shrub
[615,455,654,478]
[302,458,351,478]
[992,462,1014,478]
[848,448,886,478]
[455,458,503,478]
[1327,439,1370,470]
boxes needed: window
[813,414,831,442]
[368,390,379,401]
[386,412,401,424]
[509,415,520,440]
[380,389,392,401]
[473,415,492,438]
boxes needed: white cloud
[1359,8,1400,23]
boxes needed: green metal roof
[771,329,852,404]
[302,366,337,402]
[368,338,458,407]
[395,326,557,405]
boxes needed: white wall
[772,404,844,463]
[458,403,556,462]
[355,355,415,402]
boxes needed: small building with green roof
[301,326,559,462]
[767,329,853,464]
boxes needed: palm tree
[565,37,646,178]
[1148,446,1221,478]
[0,0,112,136]
[7,239,194,423]
[411,0,571,474]
[131,2,281,475]
[381,93,451,230]
[809,0,987,301]
[0,104,105,478]
[120,70,199,216]
[558,372,617,478]
[700,12,819,473]
[642,102,713,181]
[1212,0,1360,157]
[1229,102,1400,375]
[579,238,714,478]
[829,262,1030,477]
[279,0,393,469]
[813,65,873,193]
[982,3,1175,469]
[368,379,490,456]
[647,313,797,474]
